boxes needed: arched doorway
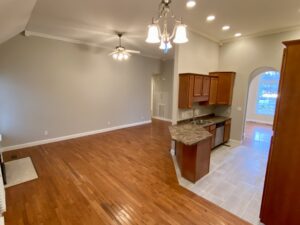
[243,67,280,147]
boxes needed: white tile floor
[172,140,268,225]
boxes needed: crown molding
[220,25,300,44]
[24,30,162,60]
[188,28,221,45]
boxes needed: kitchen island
[169,116,231,183]
[169,123,212,183]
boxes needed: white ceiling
[0,0,37,44]
[2,0,300,58]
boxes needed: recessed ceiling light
[222,25,230,31]
[235,33,242,37]
[206,15,216,22]
[186,0,196,8]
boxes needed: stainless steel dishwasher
[215,122,225,147]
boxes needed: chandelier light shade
[173,24,188,44]
[159,40,172,50]
[146,24,160,43]
[146,0,189,54]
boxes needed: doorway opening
[243,69,280,149]
[150,59,174,122]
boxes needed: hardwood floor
[3,119,249,225]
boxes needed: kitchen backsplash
[177,104,231,121]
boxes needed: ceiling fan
[110,33,141,61]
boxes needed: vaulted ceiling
[0,0,37,44]
[1,0,300,58]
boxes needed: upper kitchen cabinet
[209,72,236,105]
[178,74,211,109]
[208,76,218,105]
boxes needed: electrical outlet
[107,121,111,125]
[0,134,2,142]
[44,130,48,136]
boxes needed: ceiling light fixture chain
[146,0,189,54]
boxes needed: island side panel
[196,137,212,181]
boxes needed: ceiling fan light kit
[146,0,189,54]
[110,33,140,61]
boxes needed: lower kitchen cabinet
[176,137,211,183]
[210,125,216,149]
[223,119,231,143]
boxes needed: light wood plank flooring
[3,119,249,225]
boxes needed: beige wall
[0,35,160,147]
[219,29,300,140]
[172,31,220,123]
[152,59,174,120]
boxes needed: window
[256,71,280,115]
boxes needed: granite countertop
[169,124,212,146]
[169,116,230,146]
[178,115,230,126]
[204,116,230,125]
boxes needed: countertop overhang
[169,116,230,146]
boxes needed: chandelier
[146,0,188,54]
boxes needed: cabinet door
[217,75,232,104]
[210,72,235,105]
[210,128,216,149]
[193,76,203,97]
[178,75,194,108]
[223,119,231,143]
[209,77,218,105]
[202,77,211,97]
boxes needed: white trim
[151,116,172,122]
[0,120,151,152]
[188,28,221,44]
[246,119,273,126]
[24,30,161,60]
[221,25,300,44]
[229,139,243,145]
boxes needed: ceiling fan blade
[126,49,141,54]
[109,51,117,56]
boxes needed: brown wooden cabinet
[209,76,218,105]
[260,40,300,225]
[209,124,216,149]
[223,119,231,143]
[202,76,211,98]
[176,137,211,183]
[178,74,211,108]
[209,72,236,105]
[204,124,216,149]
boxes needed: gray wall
[0,35,160,147]
[219,29,300,140]
[152,59,174,120]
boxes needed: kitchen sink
[190,119,213,126]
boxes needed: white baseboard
[151,116,172,122]
[0,120,151,152]
[246,119,273,126]
[229,139,243,144]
